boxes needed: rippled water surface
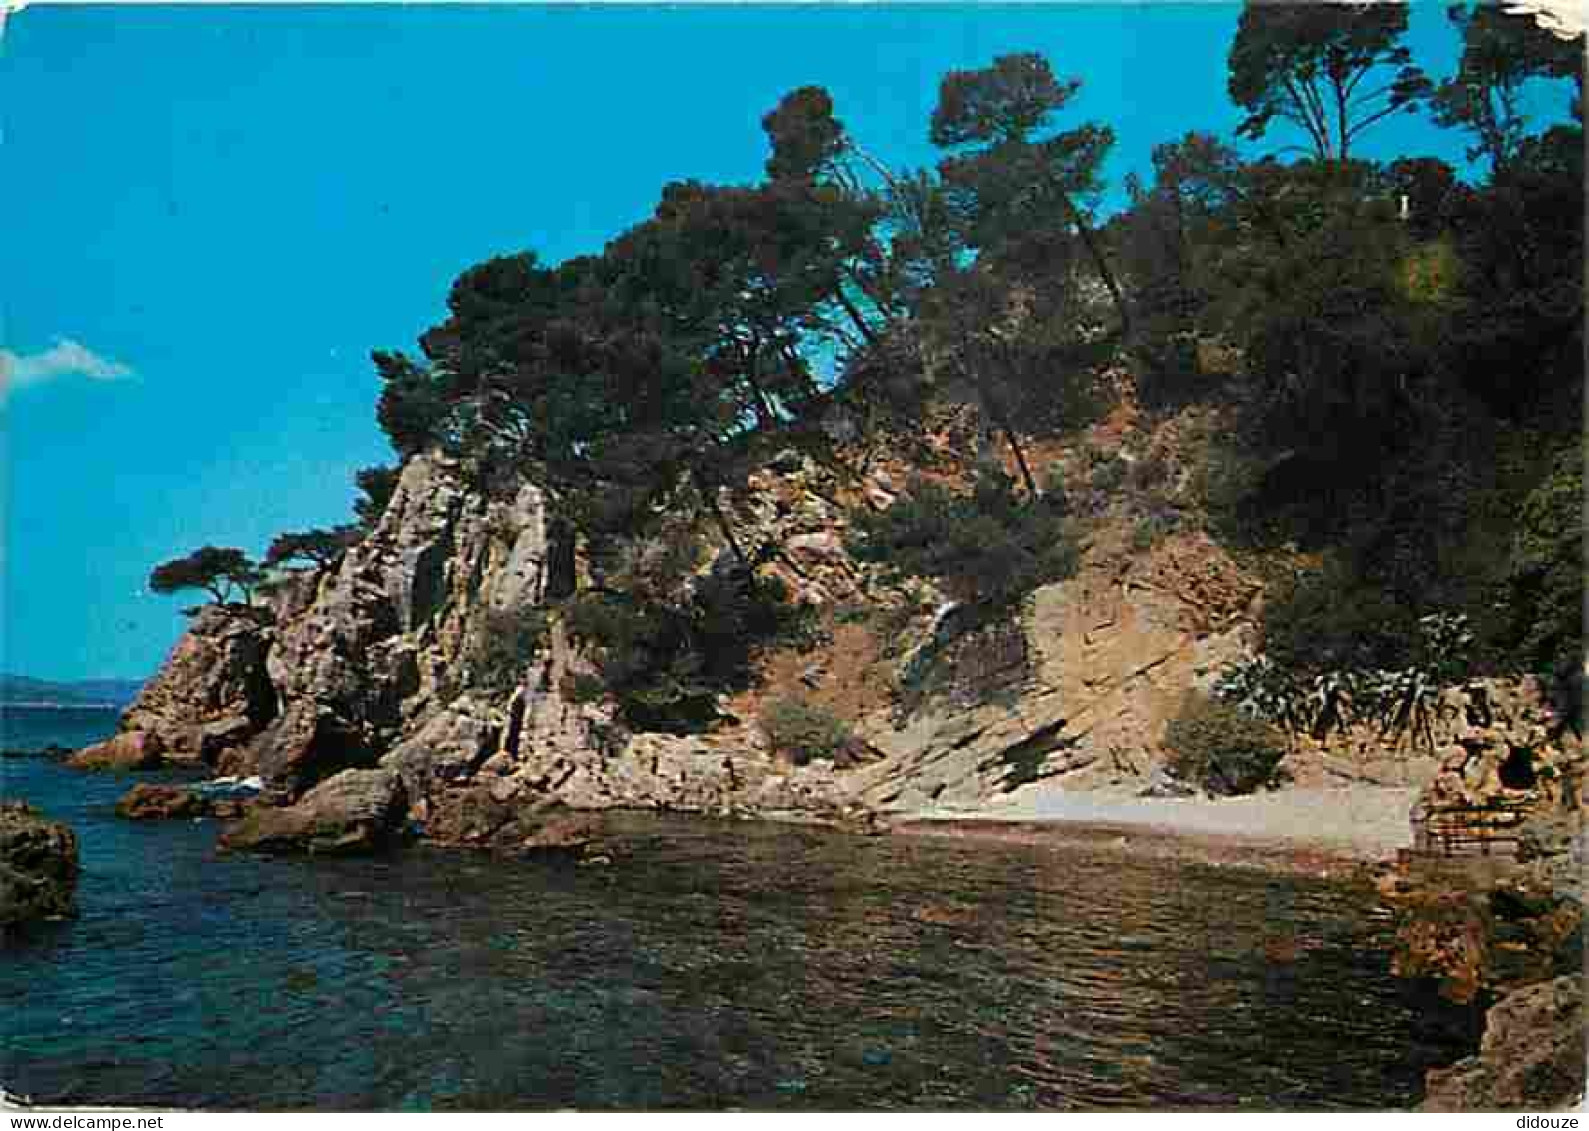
[3,710,1477,1110]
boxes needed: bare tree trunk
[1060,194,1133,343]
[693,468,749,568]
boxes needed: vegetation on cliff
[160,1,1581,757]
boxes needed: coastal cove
[7,1,1584,1113]
[2,710,1481,1111]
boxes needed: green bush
[1259,557,1421,676]
[847,468,1079,611]
[759,696,853,766]
[1129,510,1180,553]
[1163,690,1286,796]
[565,568,814,733]
[1504,445,1584,677]
[1087,450,1129,495]
[466,606,550,693]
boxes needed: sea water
[1,709,1478,1110]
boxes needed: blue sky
[0,3,1564,681]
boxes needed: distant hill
[0,675,143,708]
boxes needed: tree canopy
[1432,2,1585,172]
[236,21,1580,732]
[149,547,262,607]
[1227,2,1431,161]
[264,527,360,571]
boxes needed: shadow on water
[3,748,1480,1110]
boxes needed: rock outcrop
[841,524,1258,811]
[114,604,276,766]
[1370,675,1586,1109]
[67,730,166,772]
[90,421,1582,851]
[218,767,408,855]
[1421,975,1586,1111]
[0,802,79,927]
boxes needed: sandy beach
[892,784,1420,878]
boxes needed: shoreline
[889,785,1419,879]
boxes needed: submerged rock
[0,744,71,761]
[114,783,254,821]
[0,801,79,927]
[218,767,408,856]
[418,788,605,856]
[116,784,207,820]
[1422,975,1586,1111]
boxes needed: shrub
[1259,557,1421,676]
[561,670,607,705]
[847,468,1080,612]
[466,606,549,693]
[1129,510,1180,553]
[1163,690,1286,796]
[1503,445,1584,677]
[1087,450,1129,495]
[759,696,853,765]
[565,567,814,733]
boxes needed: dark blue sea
[1,707,1478,1111]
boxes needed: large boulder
[218,767,407,855]
[0,801,79,927]
[67,730,165,772]
[115,784,206,820]
[420,791,606,855]
[1422,975,1586,1111]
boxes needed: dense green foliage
[759,696,854,765]
[264,527,360,571]
[1164,690,1287,795]
[353,465,400,529]
[465,606,550,694]
[211,3,1579,744]
[848,468,1081,611]
[1503,445,1585,677]
[1260,557,1424,676]
[1216,611,1482,753]
[149,546,262,607]
[565,560,815,732]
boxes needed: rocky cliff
[91,452,883,844]
[86,409,1581,860]
[69,415,1412,836]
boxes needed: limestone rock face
[845,527,1257,811]
[0,801,79,927]
[1422,975,1586,1111]
[100,440,1285,833]
[118,604,275,764]
[218,768,408,855]
[104,447,870,835]
[244,453,555,793]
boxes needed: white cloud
[0,338,135,397]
